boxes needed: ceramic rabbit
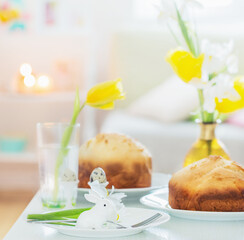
[76,191,117,228]
[76,180,126,229]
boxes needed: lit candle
[16,63,53,93]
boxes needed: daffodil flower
[166,49,204,83]
[53,79,125,200]
[85,78,125,110]
[160,0,243,122]
[216,77,244,113]
[201,39,238,82]
[202,74,240,113]
[153,0,177,23]
[153,0,202,23]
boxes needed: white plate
[42,207,170,238]
[78,173,171,198]
[140,189,244,221]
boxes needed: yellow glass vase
[183,123,230,167]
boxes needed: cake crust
[78,133,152,188]
[169,155,244,212]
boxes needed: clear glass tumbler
[37,122,80,209]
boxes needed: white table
[4,191,244,240]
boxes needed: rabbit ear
[84,193,100,203]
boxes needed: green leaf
[175,6,197,57]
[27,208,91,221]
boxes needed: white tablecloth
[4,191,244,240]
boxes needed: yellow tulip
[54,79,125,199]
[216,77,244,113]
[166,49,204,83]
[86,78,125,109]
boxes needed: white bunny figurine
[76,194,116,229]
[76,180,126,229]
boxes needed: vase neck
[199,123,216,141]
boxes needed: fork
[27,219,77,226]
[107,213,163,229]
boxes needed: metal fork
[108,213,163,229]
[27,219,77,226]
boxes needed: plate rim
[165,203,244,216]
[42,207,170,235]
[140,191,244,220]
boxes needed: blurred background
[1,0,244,237]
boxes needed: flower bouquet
[155,0,244,166]
[40,79,125,208]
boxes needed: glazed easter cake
[78,133,152,189]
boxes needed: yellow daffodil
[166,49,204,83]
[216,77,244,113]
[54,79,125,200]
[86,78,125,109]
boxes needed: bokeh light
[20,63,32,77]
[24,75,35,87]
[37,75,50,88]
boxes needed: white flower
[201,39,238,81]
[179,0,203,17]
[201,39,233,60]
[152,0,177,22]
[76,180,126,229]
[226,55,238,74]
[153,0,202,22]
[202,74,240,113]
[188,39,240,113]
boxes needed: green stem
[197,89,204,121]
[204,112,214,123]
[209,66,228,81]
[197,89,215,123]
[206,140,212,156]
[53,102,86,201]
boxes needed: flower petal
[86,78,125,109]
[95,102,115,110]
[166,49,204,83]
[215,77,244,113]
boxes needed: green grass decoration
[27,207,91,221]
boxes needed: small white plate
[78,173,171,198]
[42,207,170,238]
[140,189,244,221]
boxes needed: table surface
[4,191,244,240]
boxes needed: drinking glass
[37,122,80,208]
